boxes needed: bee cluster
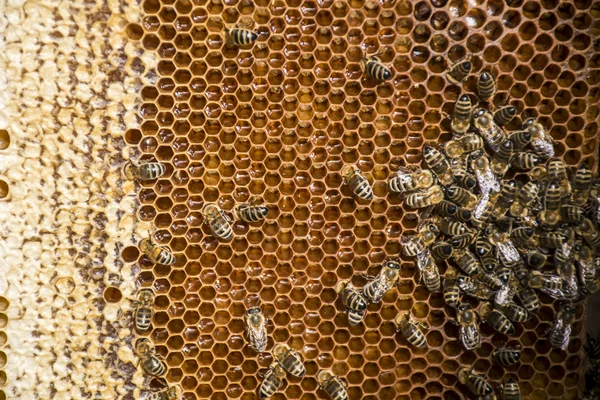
[395,65,600,399]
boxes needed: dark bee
[472,193,494,227]
[133,289,155,333]
[499,377,521,400]
[225,26,258,46]
[539,232,566,249]
[473,110,505,152]
[510,226,535,242]
[539,181,562,226]
[388,168,434,194]
[317,370,348,400]
[136,338,167,377]
[530,164,548,181]
[477,71,496,101]
[445,134,484,159]
[147,386,180,400]
[202,203,233,240]
[235,198,269,223]
[547,158,571,198]
[490,230,521,268]
[436,200,458,217]
[139,236,176,265]
[480,302,515,335]
[456,207,472,223]
[456,173,478,191]
[362,260,401,303]
[361,54,392,81]
[525,250,547,269]
[511,152,541,170]
[401,234,427,257]
[509,181,539,218]
[451,231,476,250]
[419,251,441,292]
[572,161,593,205]
[493,105,517,126]
[560,205,584,224]
[576,246,598,293]
[494,274,518,308]
[491,139,514,175]
[457,304,481,350]
[273,344,306,377]
[458,275,496,300]
[458,367,493,396]
[335,280,368,327]
[508,130,532,150]
[549,304,576,350]
[244,306,268,352]
[405,185,444,208]
[395,312,428,348]
[476,232,494,257]
[438,218,468,236]
[576,218,600,249]
[477,265,503,290]
[124,161,166,181]
[447,59,472,84]
[443,267,460,308]
[343,166,373,200]
[453,250,480,276]
[523,117,554,159]
[493,345,522,366]
[431,241,453,259]
[446,185,478,210]
[259,363,286,399]
[472,155,501,194]
[503,302,530,322]
[491,180,518,218]
[517,287,540,313]
[423,145,454,185]
[528,271,565,300]
[480,253,499,273]
[452,94,472,134]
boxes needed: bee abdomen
[324,380,349,400]
[139,162,166,180]
[347,309,366,326]
[135,308,153,333]
[142,358,167,376]
[401,325,427,348]
[493,105,516,126]
[493,346,521,366]
[366,59,392,81]
[454,94,472,121]
[212,221,234,240]
[447,60,472,84]
[347,174,373,200]
[259,377,279,399]
[477,72,496,101]
[154,248,176,265]
[230,28,258,45]
[238,205,269,222]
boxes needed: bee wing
[561,325,572,350]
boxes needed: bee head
[247,307,261,315]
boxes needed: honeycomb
[121,0,600,399]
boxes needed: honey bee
[576,245,598,294]
[503,302,530,323]
[395,312,428,348]
[477,71,496,101]
[530,164,548,181]
[436,200,458,217]
[472,193,493,227]
[539,181,562,226]
[523,117,554,159]
[123,161,166,181]
[235,198,270,223]
[490,180,518,219]
[493,105,517,126]
[453,249,480,276]
[549,303,576,350]
[459,367,493,396]
[479,302,515,335]
[443,267,460,308]
[558,262,579,302]
[499,377,522,400]
[139,235,176,265]
[576,218,600,249]
[202,203,233,240]
[456,173,478,191]
[472,155,501,194]
[335,280,368,326]
[509,181,539,218]
[476,232,494,257]
[524,250,547,269]
[362,260,401,303]
[317,370,348,400]
[147,386,180,400]
[423,145,454,185]
[451,231,476,250]
[136,338,167,377]
[405,185,444,208]
[418,250,441,292]
[244,306,268,352]
[457,304,481,350]
[225,25,259,46]
[511,152,542,170]
[452,94,472,134]
[438,218,468,236]
[456,207,472,223]
[431,241,454,259]
[446,185,478,210]
[480,253,500,274]
[538,231,566,249]
[446,59,472,84]
[492,345,521,366]
[495,274,518,308]
[401,234,427,257]
[571,161,593,205]
[259,363,286,399]
[273,344,306,377]
[445,134,485,159]
[490,229,521,268]
[548,158,571,198]
[458,275,495,300]
[342,166,373,201]
[491,139,514,175]
[517,287,540,313]
[473,109,505,152]
[561,205,584,224]
[388,168,434,194]
[476,264,503,290]
[361,53,392,81]
[133,289,155,333]
[528,270,565,299]
[508,130,532,150]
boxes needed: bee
[136,338,167,377]
[452,94,472,134]
[395,312,428,348]
[517,287,540,313]
[528,270,565,299]
[438,218,468,236]
[576,218,600,249]
[499,377,522,400]
[458,368,493,396]
[436,200,458,217]
[443,267,460,308]
[493,105,517,126]
[147,386,180,400]
[446,185,478,209]
[571,161,593,205]
[431,241,453,259]
[451,231,476,250]
[453,250,480,276]
[503,302,530,322]
[202,203,233,240]
[530,164,548,181]
[476,265,504,290]
[225,25,258,46]
[524,250,547,269]
[133,289,155,333]
[539,181,562,226]
[361,53,392,81]
[123,161,166,181]
[539,232,566,249]
[317,370,348,400]
[445,134,484,159]
[491,139,514,175]
[523,118,554,159]
[576,245,598,293]
[139,235,176,265]
[548,158,571,198]
[342,166,373,201]
[457,304,481,350]
[508,130,532,150]
[401,234,427,257]
[495,274,518,308]
[388,168,434,194]
[244,306,268,352]
[480,302,515,335]
[477,71,496,101]
[480,253,500,274]
[510,226,535,242]
[476,232,494,257]
[273,344,306,377]
[509,181,539,218]
[561,205,584,224]
[473,109,505,151]
[511,152,542,170]
[335,280,368,326]
[472,193,493,227]
[492,345,521,366]
[458,275,495,300]
[490,230,521,268]
[456,173,478,191]
[423,145,454,185]
[558,262,579,301]
[235,198,270,223]
[456,207,472,223]
[491,180,518,219]
[447,59,472,84]
[549,304,576,350]
[259,363,286,399]
[472,155,501,194]
[405,185,444,208]
[362,260,401,303]
[418,251,441,292]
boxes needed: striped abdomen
[151,247,176,265]
[280,352,306,377]
[493,105,516,126]
[124,162,165,180]
[209,216,233,240]
[487,309,515,334]
[237,205,269,222]
[324,378,348,400]
[259,369,283,399]
[400,323,427,348]
[447,60,472,84]
[228,28,258,45]
[364,57,392,81]
[501,379,522,400]
[477,72,496,101]
[347,309,366,326]
[142,357,167,377]
[454,94,472,122]
[346,173,373,200]
[135,307,153,333]
[493,346,521,366]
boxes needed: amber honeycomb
[121,0,600,398]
